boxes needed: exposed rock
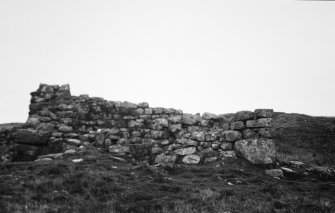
[122,101,137,109]
[72,159,83,163]
[64,149,76,154]
[13,129,50,145]
[183,155,201,164]
[38,153,63,159]
[155,154,177,164]
[174,147,197,155]
[265,169,283,178]
[234,138,276,164]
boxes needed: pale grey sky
[1,0,335,123]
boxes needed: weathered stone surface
[230,121,244,130]
[191,131,205,141]
[95,134,105,145]
[155,118,169,127]
[235,111,254,121]
[144,108,153,115]
[205,132,218,141]
[58,125,73,133]
[155,154,177,164]
[224,131,242,142]
[182,155,201,164]
[234,138,276,164]
[246,118,272,128]
[109,145,130,154]
[218,113,236,123]
[25,117,41,128]
[36,123,55,132]
[265,169,283,178]
[122,101,137,109]
[182,113,201,125]
[66,139,82,146]
[202,112,218,120]
[14,129,50,145]
[38,153,63,159]
[204,157,218,163]
[254,109,274,118]
[169,124,182,133]
[243,129,258,139]
[220,150,236,158]
[138,102,149,108]
[169,116,182,124]
[220,143,233,150]
[174,147,197,155]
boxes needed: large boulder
[234,138,276,164]
[13,129,50,145]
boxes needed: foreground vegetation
[1,149,334,213]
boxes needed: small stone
[109,145,130,154]
[174,147,197,155]
[35,158,53,162]
[220,143,233,150]
[155,118,169,127]
[66,139,82,146]
[289,161,304,167]
[169,124,182,133]
[38,153,63,159]
[95,134,105,145]
[155,154,177,164]
[160,140,170,145]
[200,120,209,127]
[72,159,83,163]
[204,157,218,163]
[230,121,244,130]
[152,145,163,154]
[169,116,182,124]
[265,169,283,178]
[144,108,153,115]
[58,125,73,133]
[191,131,205,141]
[220,151,237,158]
[183,155,201,164]
[64,149,76,154]
[205,132,218,141]
[135,108,144,115]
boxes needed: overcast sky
[1,0,335,123]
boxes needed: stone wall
[5,84,276,164]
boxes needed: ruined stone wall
[11,84,276,164]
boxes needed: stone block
[246,118,272,128]
[224,130,242,142]
[230,121,244,130]
[234,138,276,164]
[183,155,201,164]
[235,111,254,121]
[174,147,197,155]
[254,109,274,118]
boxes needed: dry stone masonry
[1,84,277,165]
